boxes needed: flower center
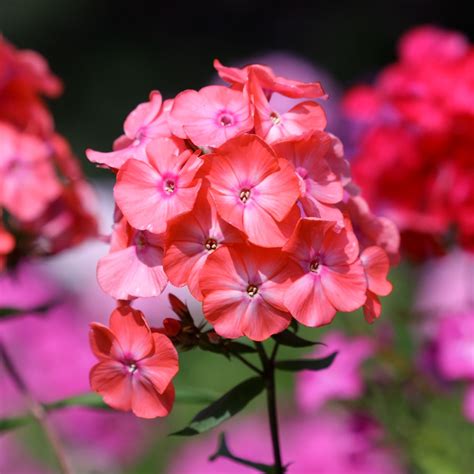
[205,238,218,252]
[239,188,251,203]
[164,179,176,194]
[127,362,138,374]
[270,111,281,125]
[309,258,321,273]
[246,284,258,297]
[219,114,234,127]
[134,232,147,250]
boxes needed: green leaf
[45,392,110,411]
[272,329,323,348]
[0,416,30,433]
[172,377,265,436]
[0,301,58,320]
[275,352,337,372]
[209,432,277,473]
[226,341,257,354]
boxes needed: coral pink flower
[283,218,367,327]
[169,85,253,148]
[296,331,374,412]
[360,246,393,323]
[114,137,202,234]
[206,134,301,247]
[97,216,167,300]
[0,123,61,221]
[200,244,299,340]
[249,69,326,143]
[214,59,326,99]
[90,305,178,419]
[273,131,344,221]
[347,194,400,264]
[87,91,176,169]
[163,188,243,300]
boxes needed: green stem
[255,342,284,474]
[231,352,263,374]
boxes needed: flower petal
[284,273,336,327]
[320,262,367,312]
[131,379,175,418]
[109,306,153,360]
[139,333,179,394]
[90,360,133,412]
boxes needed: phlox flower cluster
[0,37,96,270]
[344,26,474,260]
[87,60,399,417]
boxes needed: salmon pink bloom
[97,216,167,300]
[360,246,393,323]
[0,123,61,221]
[283,218,367,327]
[163,188,243,300]
[206,134,301,247]
[214,59,326,99]
[87,91,176,169]
[90,305,178,418]
[273,131,344,221]
[200,244,299,340]
[347,194,400,264]
[169,85,253,148]
[114,137,202,234]
[249,70,326,144]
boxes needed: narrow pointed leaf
[272,329,323,348]
[0,301,57,320]
[226,341,257,354]
[45,392,110,410]
[172,377,265,436]
[0,416,30,432]
[275,352,337,372]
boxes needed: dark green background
[1,0,472,179]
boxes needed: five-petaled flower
[90,305,179,418]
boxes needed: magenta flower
[168,411,402,474]
[296,331,374,412]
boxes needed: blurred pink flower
[168,411,403,474]
[435,311,474,423]
[436,312,474,381]
[416,249,474,316]
[0,264,152,471]
[296,331,374,412]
